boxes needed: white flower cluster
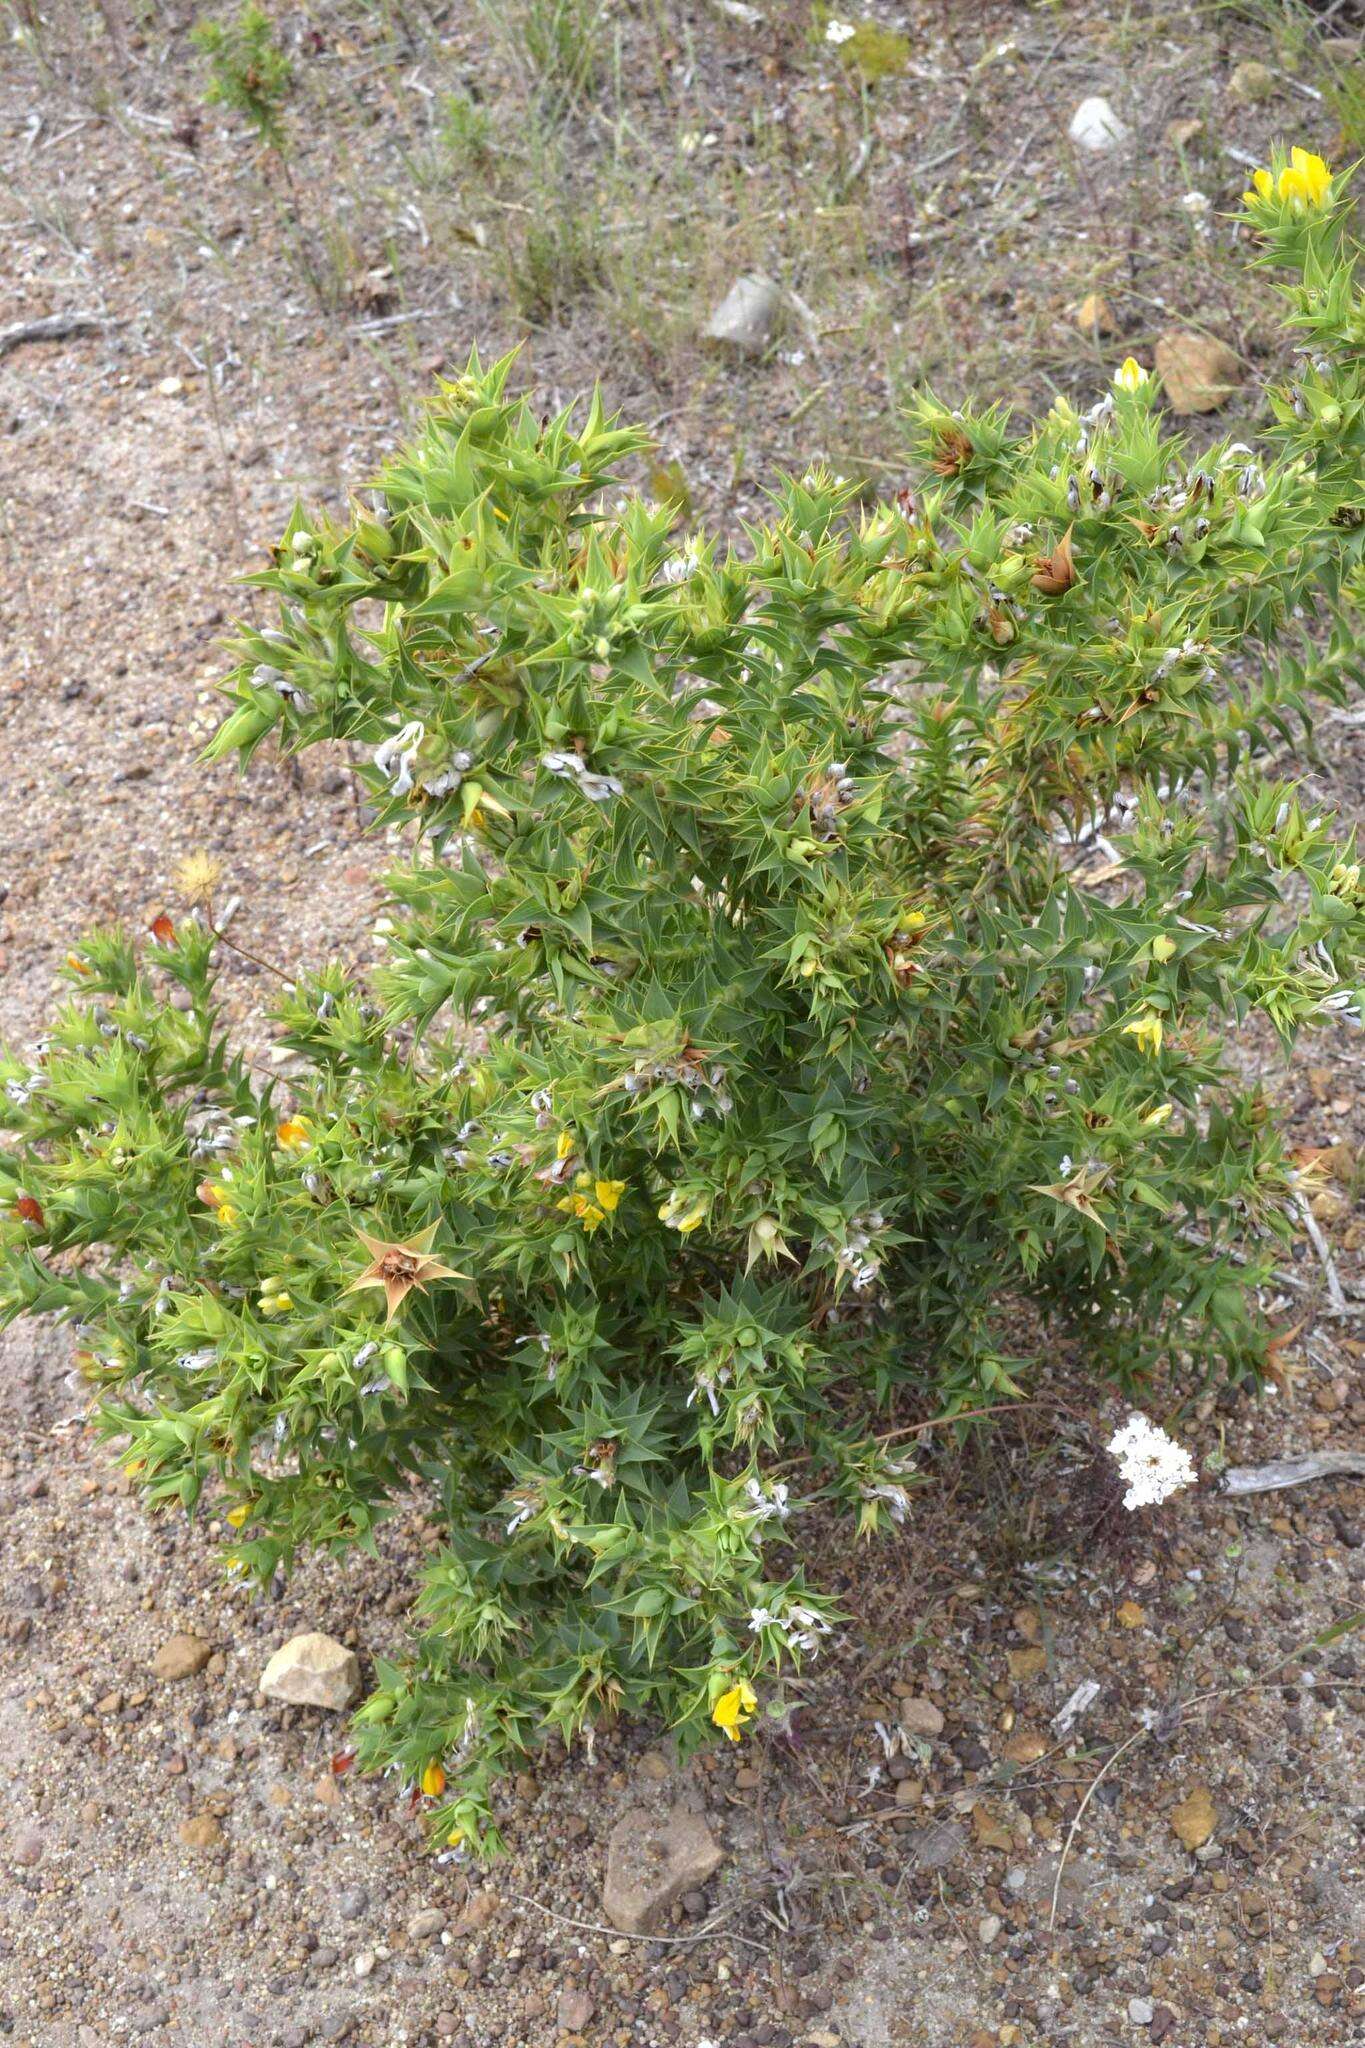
[541,749,623,804]
[822,1210,886,1291]
[622,1055,733,1120]
[374,719,425,797]
[1106,1411,1197,1510]
[748,1595,833,1656]
[825,17,856,43]
[739,1477,790,1522]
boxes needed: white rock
[703,273,782,356]
[978,1914,1002,1945]
[1128,1997,1154,2025]
[1069,97,1129,152]
[259,1631,360,1710]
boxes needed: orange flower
[421,1761,446,1799]
[276,1116,310,1151]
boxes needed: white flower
[1181,190,1210,214]
[1106,1412,1196,1510]
[825,17,856,43]
[741,1477,791,1522]
[374,719,425,796]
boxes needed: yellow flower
[659,1190,707,1234]
[215,1202,240,1227]
[1122,1011,1164,1056]
[258,1288,292,1315]
[556,1191,606,1231]
[276,1116,310,1151]
[225,1502,253,1529]
[1245,148,1332,211]
[173,851,223,906]
[1142,1102,1174,1127]
[421,1761,447,1799]
[556,1130,576,1160]
[1113,357,1149,392]
[65,951,91,975]
[594,1178,626,1213]
[1278,147,1332,208]
[711,1678,757,1743]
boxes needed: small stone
[259,1632,360,1711]
[177,1813,223,1850]
[157,375,185,397]
[1155,332,1241,415]
[434,2017,460,2041]
[908,1818,967,1871]
[1228,59,1275,104]
[1074,292,1117,337]
[11,1825,44,1866]
[95,1690,123,1715]
[353,1949,376,1979]
[151,1632,212,1682]
[1003,1729,1047,1764]
[1165,116,1204,150]
[602,1805,724,1934]
[407,1908,445,1941]
[557,1985,596,2031]
[1069,96,1130,152]
[1007,1646,1048,1682]
[452,1889,498,1935]
[898,1695,945,1739]
[338,1886,368,1920]
[978,1914,1002,1945]
[703,272,782,355]
[1129,1998,1155,2025]
[1170,1785,1216,1851]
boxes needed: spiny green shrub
[1,154,1361,1856]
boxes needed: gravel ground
[2,3,1364,2044]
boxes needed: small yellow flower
[65,951,91,975]
[174,851,224,906]
[594,1178,626,1213]
[258,1288,292,1315]
[1113,357,1149,392]
[215,1202,240,1228]
[1122,1011,1164,1056]
[711,1678,757,1743]
[421,1761,447,1799]
[225,1502,253,1529]
[556,1191,606,1231]
[555,1130,576,1160]
[276,1116,310,1151]
[659,1190,707,1234]
[1142,1102,1174,1126]
[1245,148,1332,211]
